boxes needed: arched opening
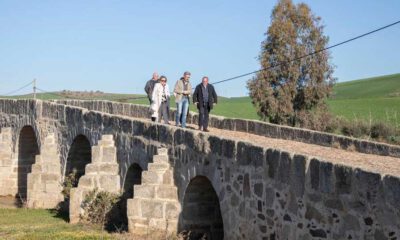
[65,135,91,184]
[123,163,143,199]
[112,163,143,231]
[59,135,91,216]
[180,176,224,240]
[17,126,39,201]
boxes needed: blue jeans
[176,97,189,127]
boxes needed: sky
[0,0,399,97]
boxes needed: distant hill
[328,73,400,125]
[332,73,400,99]
[3,73,400,124]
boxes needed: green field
[328,73,400,126]
[2,73,400,125]
[0,208,117,240]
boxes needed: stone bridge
[0,99,400,239]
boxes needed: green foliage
[81,189,120,228]
[62,169,79,199]
[247,0,335,125]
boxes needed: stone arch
[180,175,224,240]
[64,134,91,185]
[17,125,39,200]
[122,163,143,199]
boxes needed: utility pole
[33,79,36,100]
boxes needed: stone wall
[0,99,399,239]
[0,127,13,196]
[54,100,400,158]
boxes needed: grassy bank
[0,208,117,240]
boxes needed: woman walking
[151,75,170,124]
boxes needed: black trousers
[199,102,210,130]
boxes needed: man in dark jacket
[144,72,159,104]
[193,76,218,132]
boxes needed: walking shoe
[203,128,209,132]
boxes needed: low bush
[61,169,79,199]
[81,188,120,229]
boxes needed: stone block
[134,185,155,199]
[148,218,168,230]
[99,163,119,175]
[156,185,177,199]
[41,173,59,182]
[158,125,173,144]
[309,159,320,191]
[142,171,163,184]
[165,202,180,219]
[319,161,333,194]
[78,176,94,189]
[334,164,352,194]
[163,170,174,185]
[91,146,102,163]
[127,198,142,217]
[266,149,280,179]
[210,116,223,129]
[383,175,400,209]
[148,162,170,172]
[128,218,150,234]
[234,119,248,132]
[43,163,60,173]
[312,132,333,147]
[157,148,168,156]
[290,154,306,197]
[237,142,251,166]
[85,164,99,174]
[31,164,42,173]
[69,188,84,224]
[222,119,235,131]
[101,147,116,163]
[99,175,120,192]
[208,136,222,156]
[153,155,169,164]
[45,182,61,193]
[354,168,381,191]
[139,199,164,219]
[221,139,236,159]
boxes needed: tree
[247,0,336,129]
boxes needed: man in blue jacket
[193,76,218,132]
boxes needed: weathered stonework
[69,134,121,224]
[27,134,63,208]
[127,148,181,234]
[0,127,13,196]
[0,99,399,239]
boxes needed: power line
[211,20,400,86]
[0,80,34,96]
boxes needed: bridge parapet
[54,99,400,158]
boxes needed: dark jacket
[193,83,218,109]
[144,79,159,101]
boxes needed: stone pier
[69,135,120,223]
[127,148,181,235]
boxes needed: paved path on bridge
[124,115,400,177]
